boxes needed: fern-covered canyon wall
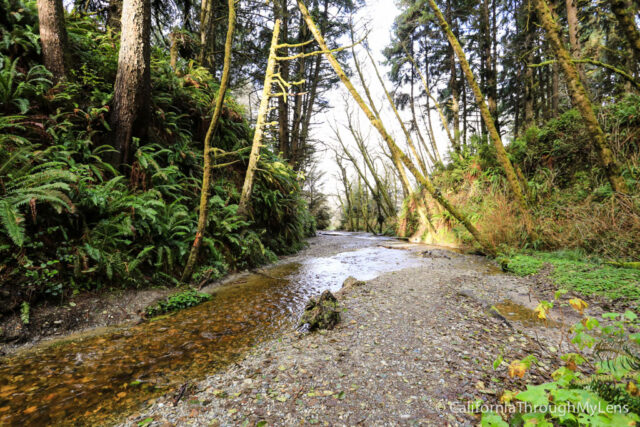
[0,0,322,321]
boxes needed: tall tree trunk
[428,0,531,218]
[170,30,180,72]
[238,20,281,216]
[182,0,236,283]
[296,0,328,165]
[404,47,452,157]
[297,0,497,256]
[275,0,290,162]
[108,0,151,167]
[446,0,461,150]
[289,18,307,168]
[524,17,535,128]
[565,0,588,84]
[336,154,355,231]
[552,61,559,116]
[37,0,68,83]
[199,0,215,70]
[609,0,640,63]
[534,0,628,193]
[482,0,499,135]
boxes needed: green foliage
[20,301,29,324]
[0,141,76,246]
[0,6,313,311]
[502,255,545,276]
[503,251,640,301]
[484,292,640,425]
[144,288,211,317]
[0,55,52,113]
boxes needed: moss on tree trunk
[534,0,628,194]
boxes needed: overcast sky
[312,0,451,216]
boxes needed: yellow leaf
[627,382,639,397]
[117,392,127,398]
[508,361,527,378]
[500,390,517,403]
[533,303,548,320]
[23,406,38,415]
[569,298,588,315]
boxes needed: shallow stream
[0,234,419,426]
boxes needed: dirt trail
[122,234,589,426]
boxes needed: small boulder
[297,290,340,331]
[341,276,365,291]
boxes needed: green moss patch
[503,251,640,301]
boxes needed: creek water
[0,234,420,426]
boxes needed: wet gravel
[122,236,575,426]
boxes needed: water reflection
[0,244,419,426]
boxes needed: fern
[0,148,76,246]
[0,199,24,245]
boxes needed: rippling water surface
[0,237,420,426]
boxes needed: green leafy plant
[0,6,312,309]
[0,146,76,246]
[0,55,52,113]
[483,293,640,425]
[502,251,640,301]
[144,288,211,317]
[20,301,29,324]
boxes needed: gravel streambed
[123,243,576,426]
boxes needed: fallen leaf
[508,360,527,378]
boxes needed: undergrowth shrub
[406,94,640,261]
[144,288,211,317]
[0,2,314,315]
[482,295,640,425]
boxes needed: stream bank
[0,232,416,426]
[122,236,604,426]
[1,232,616,426]
[0,232,377,357]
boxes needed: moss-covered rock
[341,276,365,291]
[298,290,340,331]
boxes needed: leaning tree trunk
[181,0,236,283]
[427,0,531,220]
[404,47,452,159]
[367,48,428,176]
[609,0,640,63]
[534,0,629,194]
[296,0,498,257]
[108,0,151,168]
[37,0,68,83]
[237,20,281,217]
